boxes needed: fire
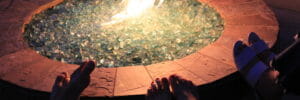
[101,0,164,26]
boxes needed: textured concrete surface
[0,0,278,97]
[114,66,152,96]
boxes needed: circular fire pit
[0,0,278,97]
[24,0,224,67]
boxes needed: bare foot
[169,75,199,100]
[146,78,172,100]
[50,61,96,100]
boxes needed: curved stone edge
[0,0,279,97]
[0,0,64,57]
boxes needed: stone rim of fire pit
[0,0,278,97]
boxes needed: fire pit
[0,0,278,97]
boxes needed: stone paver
[174,53,203,68]
[2,52,59,88]
[0,0,63,57]
[0,22,28,57]
[198,43,234,66]
[0,41,27,57]
[83,68,116,97]
[224,14,278,26]
[206,0,259,6]
[114,66,152,96]
[0,49,43,78]
[218,25,278,49]
[0,0,63,24]
[2,53,59,90]
[146,61,206,85]
[217,1,273,18]
[32,63,117,97]
[0,0,38,24]
[23,0,64,24]
[264,0,300,13]
[176,53,236,83]
[0,23,22,40]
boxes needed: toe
[55,74,65,87]
[186,80,194,87]
[177,76,187,85]
[248,32,261,45]
[170,74,180,80]
[82,61,96,76]
[155,78,163,91]
[146,88,155,100]
[176,77,192,90]
[169,75,179,87]
[70,61,95,85]
[186,80,197,91]
[248,32,270,53]
[169,75,181,93]
[51,72,68,100]
[161,77,170,91]
[234,41,247,57]
[147,88,154,96]
[151,82,158,93]
[71,61,95,79]
[66,61,94,96]
[61,72,70,87]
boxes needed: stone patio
[0,0,278,97]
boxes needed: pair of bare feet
[146,75,199,100]
[50,61,199,100]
